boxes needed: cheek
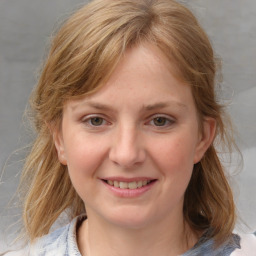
[149,132,197,186]
[153,136,196,166]
[64,135,107,180]
[64,137,107,201]
[148,135,196,211]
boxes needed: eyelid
[146,114,176,127]
[81,114,111,127]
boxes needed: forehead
[98,45,188,94]
[64,43,194,114]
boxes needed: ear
[193,117,216,164]
[51,127,67,165]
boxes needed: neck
[77,212,199,256]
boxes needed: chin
[103,207,156,230]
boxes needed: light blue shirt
[4,215,256,255]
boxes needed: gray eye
[153,117,167,126]
[90,117,104,126]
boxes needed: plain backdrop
[0,0,255,251]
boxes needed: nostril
[108,130,146,168]
[109,147,146,168]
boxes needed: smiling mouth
[103,180,156,189]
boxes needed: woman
[3,0,256,255]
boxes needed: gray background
[0,0,255,251]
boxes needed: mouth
[102,179,156,190]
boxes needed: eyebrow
[71,100,187,112]
[85,102,113,110]
[143,101,187,111]
[71,101,114,112]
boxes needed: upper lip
[100,177,157,182]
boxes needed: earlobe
[193,117,216,164]
[52,129,67,165]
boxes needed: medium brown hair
[20,0,237,245]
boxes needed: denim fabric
[183,232,241,256]
[4,216,256,255]
[29,216,85,256]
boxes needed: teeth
[107,180,114,186]
[119,182,128,189]
[114,181,119,187]
[128,181,137,189]
[106,180,151,189]
[137,181,143,188]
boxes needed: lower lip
[102,180,156,198]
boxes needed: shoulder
[184,231,256,256]
[29,223,70,255]
[30,215,86,255]
[0,247,28,256]
[0,226,68,256]
[2,215,85,256]
[29,216,83,256]
[231,232,256,256]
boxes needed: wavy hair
[20,0,237,245]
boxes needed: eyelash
[82,115,110,127]
[146,115,175,128]
[82,114,175,129]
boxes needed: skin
[54,43,216,256]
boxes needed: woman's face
[54,44,214,229]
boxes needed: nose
[109,124,146,168]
